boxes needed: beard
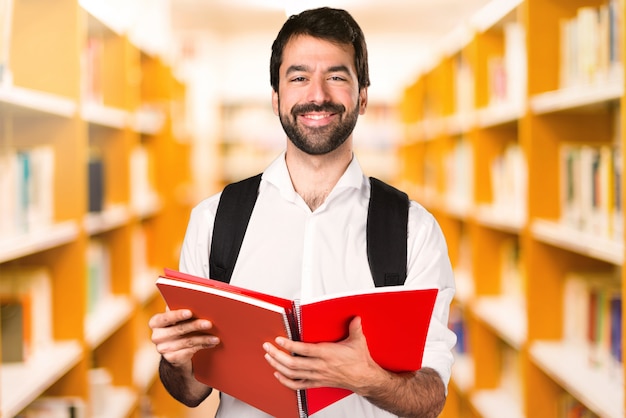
[278,99,360,155]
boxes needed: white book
[27,146,55,230]
[0,0,14,85]
[504,21,527,107]
[0,150,18,238]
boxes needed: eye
[328,75,347,82]
[290,76,307,83]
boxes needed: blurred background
[1,1,624,418]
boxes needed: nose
[306,76,330,103]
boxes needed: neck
[285,140,353,211]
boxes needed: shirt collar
[262,151,367,203]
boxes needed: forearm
[360,367,446,418]
[159,356,213,407]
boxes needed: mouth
[294,104,344,126]
[301,112,335,122]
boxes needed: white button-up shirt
[179,153,456,418]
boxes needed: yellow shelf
[1,341,83,418]
[398,1,625,417]
[0,1,190,416]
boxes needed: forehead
[281,35,356,71]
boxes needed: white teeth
[304,114,329,120]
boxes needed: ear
[359,87,368,115]
[271,89,279,116]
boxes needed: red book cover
[156,269,438,417]
[298,287,438,415]
[156,271,302,418]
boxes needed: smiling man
[149,7,456,418]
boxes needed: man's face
[272,35,368,155]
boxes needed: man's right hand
[149,308,220,368]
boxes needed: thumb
[348,316,364,338]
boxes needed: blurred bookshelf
[397,0,625,417]
[0,0,191,416]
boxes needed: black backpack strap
[209,173,263,283]
[367,177,409,287]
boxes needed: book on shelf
[499,342,523,406]
[156,268,439,418]
[444,136,473,212]
[490,143,527,222]
[488,21,527,108]
[0,146,55,238]
[82,35,103,104]
[562,270,622,373]
[86,238,111,314]
[558,392,601,418]
[0,0,13,85]
[18,396,86,418]
[559,142,621,241]
[88,149,105,213]
[129,144,159,213]
[449,304,468,355]
[88,368,112,418]
[503,21,526,108]
[1,298,28,362]
[453,52,474,115]
[500,238,525,304]
[0,267,52,362]
[559,1,623,88]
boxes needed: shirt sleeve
[178,194,221,278]
[406,201,457,390]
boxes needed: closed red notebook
[156,269,438,417]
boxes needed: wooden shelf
[1,341,83,418]
[85,295,135,349]
[133,342,161,392]
[394,0,626,416]
[0,84,77,117]
[530,79,623,115]
[84,205,133,236]
[530,341,623,418]
[81,102,130,129]
[0,2,190,416]
[133,268,160,305]
[476,102,523,128]
[96,387,137,418]
[0,221,80,263]
[473,204,525,234]
[132,107,166,135]
[472,296,526,350]
[531,219,623,265]
[451,353,474,394]
[470,389,525,418]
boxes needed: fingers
[149,308,193,329]
[149,309,221,366]
[263,342,319,390]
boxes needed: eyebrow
[285,64,352,76]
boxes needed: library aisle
[1,0,625,417]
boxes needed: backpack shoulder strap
[209,173,262,283]
[367,177,409,287]
[209,174,409,287]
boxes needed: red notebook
[156,268,438,417]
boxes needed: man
[149,7,456,418]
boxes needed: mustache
[291,102,345,116]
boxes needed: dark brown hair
[270,7,370,92]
